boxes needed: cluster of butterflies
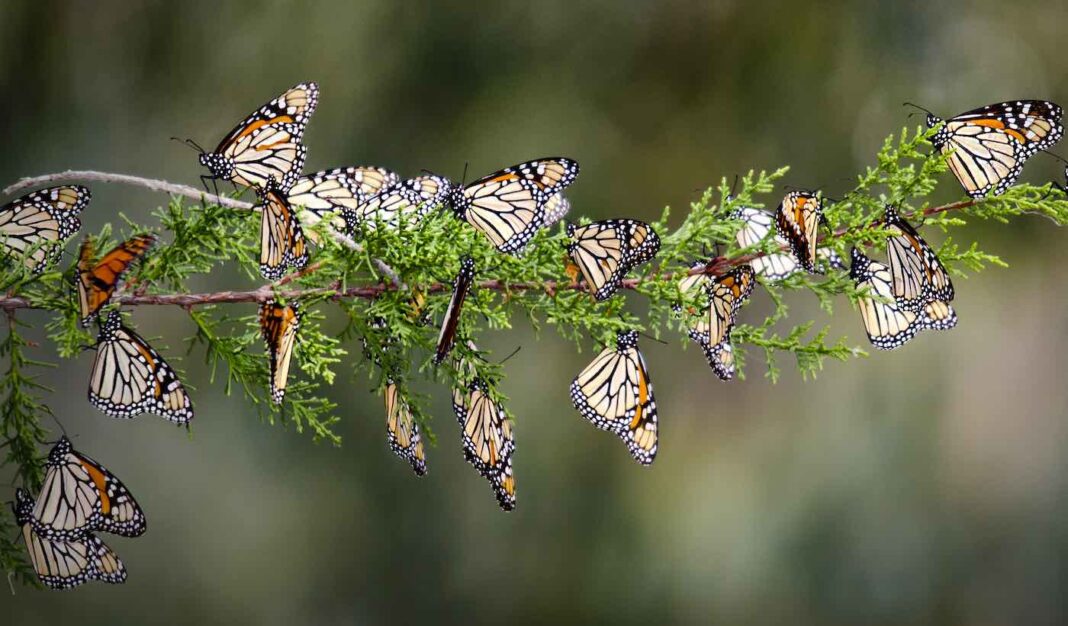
[1,87,1066,584]
[11,437,145,589]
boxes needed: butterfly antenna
[460,162,469,188]
[902,102,935,119]
[728,174,740,199]
[48,412,69,439]
[497,346,522,365]
[638,331,669,346]
[1042,150,1068,167]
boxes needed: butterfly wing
[566,219,660,301]
[260,300,300,403]
[569,330,658,465]
[344,175,450,231]
[542,193,572,227]
[850,248,922,350]
[775,192,822,272]
[452,158,579,254]
[434,257,475,364]
[201,82,318,191]
[0,186,88,274]
[931,100,1063,197]
[77,234,157,327]
[385,382,427,476]
[452,380,517,510]
[89,311,193,424]
[30,438,146,541]
[258,182,309,280]
[884,205,954,309]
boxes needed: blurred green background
[3,1,1068,624]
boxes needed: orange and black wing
[260,300,300,403]
[77,233,157,326]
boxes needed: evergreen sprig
[2,124,1068,584]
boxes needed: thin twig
[2,170,406,288]
[3,170,253,209]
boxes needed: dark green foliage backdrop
[3,1,1068,624]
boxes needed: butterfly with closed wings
[76,233,157,327]
[28,436,147,541]
[384,381,428,476]
[570,330,658,465]
[774,190,824,273]
[12,488,127,590]
[260,300,301,403]
[89,311,193,424]
[678,263,756,380]
[452,377,517,510]
[883,205,954,311]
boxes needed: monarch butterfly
[76,233,157,327]
[342,175,451,232]
[775,191,823,273]
[922,100,1063,198]
[28,436,146,541]
[849,247,956,350]
[679,264,755,380]
[570,330,658,465]
[12,488,126,590]
[89,311,193,424]
[260,300,300,403]
[566,219,661,301]
[198,82,318,192]
[448,158,579,254]
[257,178,309,280]
[0,186,89,274]
[286,166,400,241]
[883,205,953,310]
[451,378,516,510]
[385,381,427,476]
[732,206,844,279]
[434,257,475,364]
[542,193,571,227]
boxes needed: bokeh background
[3,1,1068,624]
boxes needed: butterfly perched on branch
[917,99,1063,198]
[448,157,579,255]
[196,82,318,192]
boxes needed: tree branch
[0,194,982,312]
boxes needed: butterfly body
[434,257,476,364]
